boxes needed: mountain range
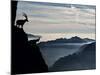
[38,36,95,46]
[49,42,96,71]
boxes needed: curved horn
[23,12,29,22]
[23,12,28,19]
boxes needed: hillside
[12,26,48,74]
[49,42,96,71]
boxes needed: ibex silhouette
[16,13,29,28]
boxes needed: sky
[16,1,96,41]
[17,0,96,5]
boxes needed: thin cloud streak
[16,1,96,34]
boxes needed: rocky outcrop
[12,26,48,74]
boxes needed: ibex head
[23,13,29,22]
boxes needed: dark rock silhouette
[28,34,41,44]
[11,1,48,74]
[27,33,41,38]
[11,0,17,26]
[49,42,96,71]
[29,38,40,45]
[12,26,48,74]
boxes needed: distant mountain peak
[70,36,82,40]
[39,36,95,45]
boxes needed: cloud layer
[16,1,96,34]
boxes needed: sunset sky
[16,1,96,41]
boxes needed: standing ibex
[16,13,29,28]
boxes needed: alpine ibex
[16,13,29,28]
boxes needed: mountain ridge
[49,42,96,71]
[38,36,95,45]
